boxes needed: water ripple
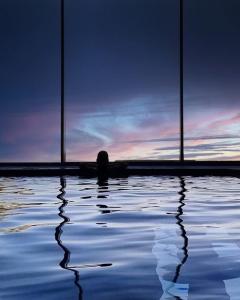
[0,176,240,299]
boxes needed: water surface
[1,176,240,299]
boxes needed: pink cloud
[207,113,240,131]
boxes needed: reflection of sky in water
[152,177,240,300]
[1,176,240,299]
[153,226,189,300]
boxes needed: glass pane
[66,0,180,161]
[0,0,60,162]
[185,0,240,160]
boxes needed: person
[96,150,109,177]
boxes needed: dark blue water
[1,176,240,299]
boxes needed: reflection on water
[1,176,240,299]
[0,202,25,218]
[55,177,83,300]
[152,177,189,300]
[172,177,189,285]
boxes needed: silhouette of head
[97,151,109,167]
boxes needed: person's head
[97,151,109,166]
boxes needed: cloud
[208,113,240,130]
[155,141,240,152]
[142,152,222,160]
[125,134,240,144]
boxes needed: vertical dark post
[61,0,66,164]
[179,0,184,161]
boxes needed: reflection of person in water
[55,177,83,300]
[153,177,240,300]
[96,175,112,214]
[97,173,109,192]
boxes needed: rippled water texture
[1,176,240,299]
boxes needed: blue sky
[0,0,240,161]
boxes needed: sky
[0,0,240,162]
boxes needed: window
[0,0,60,162]
[185,0,240,160]
[65,0,180,161]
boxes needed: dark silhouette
[172,176,189,284]
[97,151,109,169]
[55,177,83,300]
[97,150,109,180]
[96,150,128,180]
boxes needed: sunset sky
[0,0,240,161]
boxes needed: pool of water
[1,176,240,299]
